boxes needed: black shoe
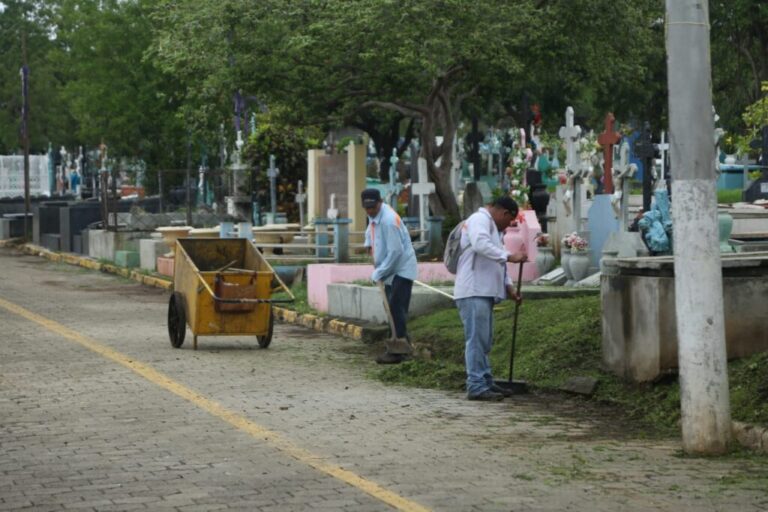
[490,384,514,397]
[375,352,407,365]
[467,390,504,401]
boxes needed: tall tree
[0,0,73,153]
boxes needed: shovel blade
[386,338,413,355]
[493,379,528,395]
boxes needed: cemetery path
[0,247,767,512]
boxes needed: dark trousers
[385,275,413,340]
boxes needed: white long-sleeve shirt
[453,208,512,302]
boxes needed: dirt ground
[1,247,767,512]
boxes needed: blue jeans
[385,275,413,340]
[456,297,495,396]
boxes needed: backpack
[443,213,497,274]
[443,221,467,274]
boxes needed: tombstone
[558,106,583,229]
[597,113,621,194]
[326,193,339,220]
[633,126,656,212]
[384,149,403,208]
[33,201,67,246]
[307,143,367,239]
[267,154,280,217]
[59,203,102,253]
[295,180,307,230]
[411,158,436,242]
[226,130,250,221]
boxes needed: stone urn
[568,249,591,283]
[156,226,193,257]
[561,249,574,284]
[718,211,735,252]
[535,246,555,276]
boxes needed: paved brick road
[1,248,766,511]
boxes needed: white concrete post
[666,0,731,454]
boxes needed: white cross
[268,154,279,215]
[295,180,307,229]
[327,193,338,220]
[558,107,582,175]
[658,130,669,182]
[411,158,436,242]
[386,149,402,207]
[559,107,582,225]
[611,141,637,229]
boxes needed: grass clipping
[375,295,768,434]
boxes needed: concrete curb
[10,243,384,343]
[6,241,765,454]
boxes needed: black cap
[361,188,382,208]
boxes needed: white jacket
[453,208,512,302]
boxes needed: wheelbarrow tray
[174,238,275,338]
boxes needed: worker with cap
[362,188,418,364]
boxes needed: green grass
[374,295,768,435]
[717,189,743,204]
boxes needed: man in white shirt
[454,196,527,401]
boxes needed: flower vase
[568,249,591,283]
[561,250,573,284]
[718,211,735,253]
[535,246,555,276]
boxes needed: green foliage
[711,1,768,133]
[375,295,768,435]
[736,82,768,156]
[717,189,743,204]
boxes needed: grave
[307,143,367,238]
[601,253,768,382]
[587,197,621,270]
[87,229,146,261]
[729,233,768,253]
[412,158,435,241]
[743,171,768,203]
[0,155,51,198]
[307,262,455,313]
[140,237,169,271]
[504,210,542,282]
[33,202,68,247]
[0,213,31,239]
[552,184,590,255]
[59,203,102,253]
[328,283,453,323]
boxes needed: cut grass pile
[374,295,768,435]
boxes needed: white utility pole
[666,0,731,454]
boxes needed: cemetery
[3,3,768,509]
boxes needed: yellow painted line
[0,296,431,512]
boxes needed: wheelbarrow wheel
[257,309,274,348]
[168,292,186,348]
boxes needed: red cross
[597,113,621,194]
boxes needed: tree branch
[362,100,428,118]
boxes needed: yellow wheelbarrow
[167,238,294,350]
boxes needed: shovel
[378,281,412,355]
[494,262,528,395]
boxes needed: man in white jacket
[454,196,528,401]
